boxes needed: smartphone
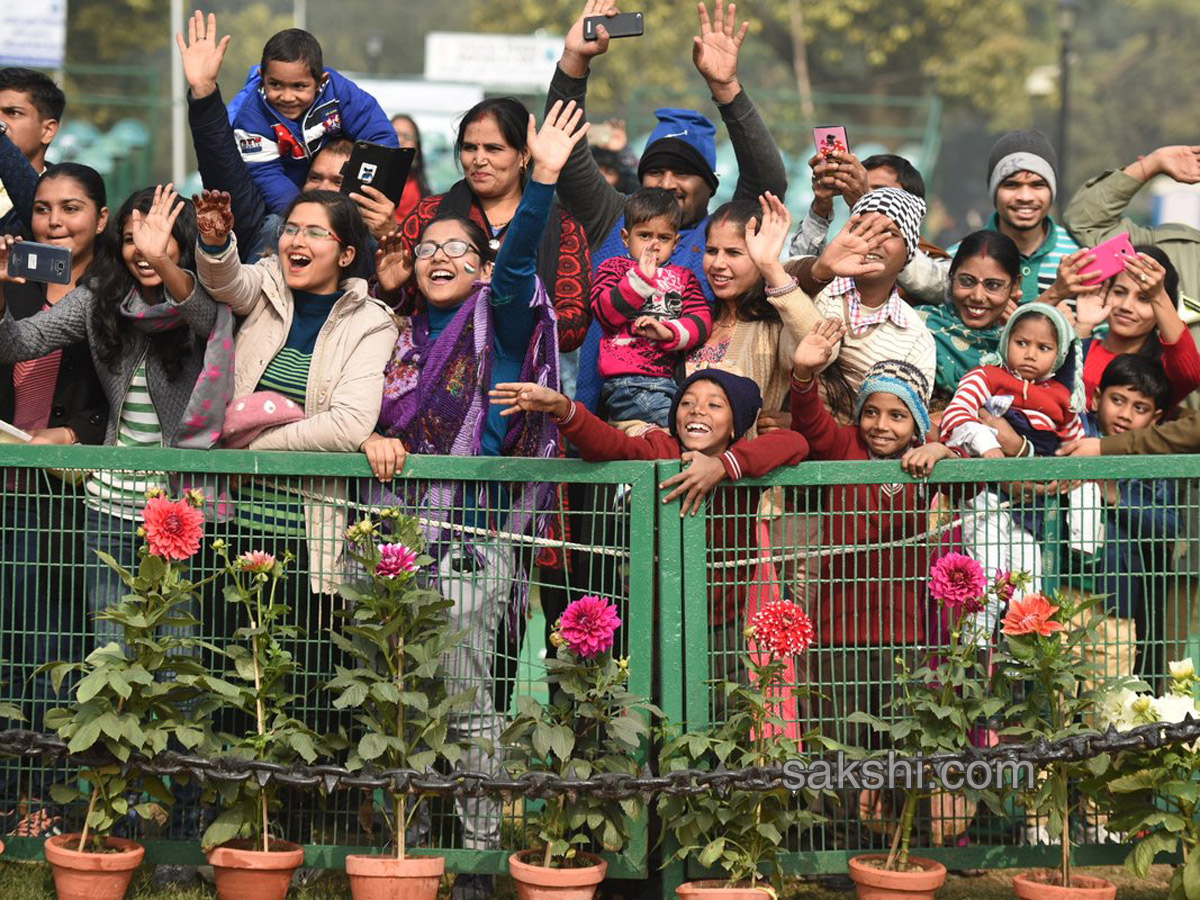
[7,241,72,285]
[339,143,416,206]
[583,12,644,41]
[813,126,850,160]
[1080,232,1136,287]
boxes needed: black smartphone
[8,241,72,284]
[339,143,416,206]
[583,11,644,41]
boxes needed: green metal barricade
[0,446,657,878]
[672,454,1200,877]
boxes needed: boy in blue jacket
[227,28,397,214]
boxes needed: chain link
[2,718,1196,801]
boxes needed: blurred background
[5,0,1199,245]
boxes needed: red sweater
[791,377,962,646]
[558,402,809,624]
[1083,329,1200,413]
[399,192,592,352]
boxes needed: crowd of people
[2,0,1200,890]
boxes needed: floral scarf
[918,302,1003,400]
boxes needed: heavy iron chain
[1,718,1197,801]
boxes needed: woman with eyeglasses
[193,188,398,597]
[917,229,1023,405]
[357,103,587,884]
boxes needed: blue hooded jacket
[227,65,398,215]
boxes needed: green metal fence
[0,446,1196,887]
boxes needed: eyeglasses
[414,239,479,260]
[954,273,1011,296]
[281,222,342,242]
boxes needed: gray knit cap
[987,129,1059,203]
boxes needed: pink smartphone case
[813,126,849,159]
[1081,232,1136,287]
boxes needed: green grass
[0,862,1174,899]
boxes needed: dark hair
[261,29,324,82]
[320,138,354,160]
[423,214,496,266]
[1099,353,1170,412]
[36,164,115,282]
[705,201,779,323]
[454,97,530,169]
[282,190,369,274]
[0,67,65,121]
[1009,309,1059,347]
[391,114,431,197]
[949,229,1021,282]
[88,186,199,380]
[624,187,682,232]
[861,154,925,199]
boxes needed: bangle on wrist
[764,277,798,298]
[792,371,814,385]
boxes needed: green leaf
[698,838,725,867]
[68,717,103,753]
[1185,846,1200,900]
[201,809,247,853]
[332,681,368,710]
[49,783,81,804]
[359,732,388,761]
[551,726,575,761]
[1130,832,1177,878]
[290,732,318,763]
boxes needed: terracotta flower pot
[44,834,146,900]
[346,853,445,900]
[1012,870,1117,900]
[675,880,776,898]
[206,839,306,900]
[848,854,948,900]
[508,849,607,900]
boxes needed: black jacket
[0,282,107,443]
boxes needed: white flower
[1169,659,1195,681]
[1153,693,1200,725]
[1100,688,1141,731]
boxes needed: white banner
[0,0,68,69]
[425,32,561,92]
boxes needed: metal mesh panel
[0,448,655,876]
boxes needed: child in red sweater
[490,369,808,633]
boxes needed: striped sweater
[941,364,1083,455]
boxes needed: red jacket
[558,402,809,624]
[791,377,962,646]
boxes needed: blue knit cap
[638,108,719,192]
[853,360,932,443]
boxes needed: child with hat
[490,369,808,632]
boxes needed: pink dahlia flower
[1001,594,1065,637]
[559,595,622,659]
[929,553,987,615]
[239,551,276,573]
[377,543,418,578]
[142,496,204,560]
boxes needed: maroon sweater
[791,377,965,646]
[558,402,809,624]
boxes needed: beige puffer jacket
[197,236,399,592]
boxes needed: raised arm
[192,190,268,316]
[1064,145,1200,247]
[693,1,787,202]
[0,242,93,362]
[178,11,268,258]
[0,130,39,234]
[545,1,631,247]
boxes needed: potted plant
[996,588,1124,899]
[41,490,215,900]
[198,541,321,900]
[502,594,656,900]
[658,598,829,898]
[328,510,478,900]
[846,555,1015,899]
[1096,657,1200,900]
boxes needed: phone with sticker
[7,241,72,285]
[339,142,416,205]
[813,125,850,160]
[1080,232,1136,288]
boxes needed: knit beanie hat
[221,391,306,448]
[668,369,762,444]
[987,129,1059,203]
[849,188,926,263]
[637,108,720,193]
[853,359,932,440]
[988,303,1086,412]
